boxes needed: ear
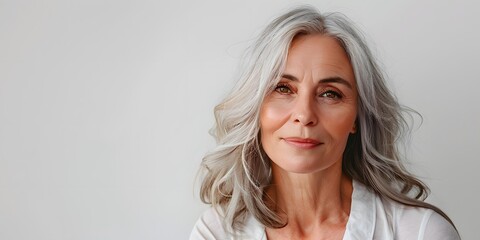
[350,122,357,134]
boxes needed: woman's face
[260,34,358,174]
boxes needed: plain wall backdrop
[0,0,478,239]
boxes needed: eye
[320,90,342,99]
[274,83,293,94]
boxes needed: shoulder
[189,207,227,240]
[382,199,460,240]
[351,181,460,239]
[420,210,460,240]
[189,207,266,240]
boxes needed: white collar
[343,180,376,239]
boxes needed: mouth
[282,137,322,149]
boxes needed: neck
[265,161,353,234]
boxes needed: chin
[274,157,333,174]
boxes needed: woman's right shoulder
[189,207,227,240]
[189,207,266,240]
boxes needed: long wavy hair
[198,5,455,234]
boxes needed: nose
[292,94,318,126]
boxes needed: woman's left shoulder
[385,200,460,240]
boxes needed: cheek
[259,101,292,134]
[324,107,357,139]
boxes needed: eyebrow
[281,74,353,89]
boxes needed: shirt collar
[343,180,376,240]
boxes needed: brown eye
[320,90,342,99]
[275,84,292,94]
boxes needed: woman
[190,6,460,240]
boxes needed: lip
[283,137,322,149]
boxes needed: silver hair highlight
[198,5,456,234]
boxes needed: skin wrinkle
[260,34,358,239]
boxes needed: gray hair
[199,5,455,234]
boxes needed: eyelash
[274,83,343,99]
[274,83,293,94]
[320,90,343,99]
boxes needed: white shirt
[190,181,460,239]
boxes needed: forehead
[285,34,354,82]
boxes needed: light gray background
[0,0,478,239]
